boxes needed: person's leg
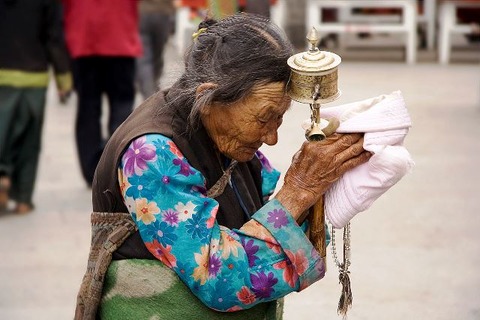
[8,88,47,212]
[104,57,135,137]
[0,87,22,176]
[0,87,21,210]
[136,12,157,99]
[151,12,172,90]
[72,57,104,186]
[245,0,270,18]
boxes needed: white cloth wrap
[308,91,415,228]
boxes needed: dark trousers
[244,0,270,18]
[136,11,172,99]
[72,57,135,185]
[0,87,46,205]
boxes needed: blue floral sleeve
[118,134,325,312]
[255,150,281,200]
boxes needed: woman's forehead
[250,82,286,95]
[250,82,290,101]
[248,83,291,111]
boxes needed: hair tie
[192,27,207,40]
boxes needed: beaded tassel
[337,267,353,318]
[331,222,352,318]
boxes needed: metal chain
[330,222,351,270]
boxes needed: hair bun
[198,18,218,30]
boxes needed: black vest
[92,91,265,259]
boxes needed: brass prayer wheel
[287,29,355,316]
[287,28,342,141]
[287,28,341,104]
[286,28,343,261]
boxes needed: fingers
[298,134,364,170]
[302,133,370,180]
[334,136,365,162]
[321,132,363,150]
[335,150,372,176]
[333,133,363,149]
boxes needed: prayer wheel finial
[306,27,320,52]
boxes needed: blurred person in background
[239,0,273,18]
[0,0,72,214]
[136,0,176,100]
[62,0,142,187]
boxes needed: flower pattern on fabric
[193,245,210,284]
[143,220,178,246]
[257,150,281,198]
[237,286,256,305]
[220,231,241,259]
[208,254,222,277]
[118,134,325,312]
[251,271,278,299]
[174,201,196,222]
[242,238,260,268]
[135,198,158,225]
[173,158,196,176]
[122,136,157,176]
[162,209,179,226]
[186,214,209,242]
[145,240,177,268]
[273,259,297,288]
[267,208,288,229]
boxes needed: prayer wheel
[287,28,341,104]
[286,28,342,260]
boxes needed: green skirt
[99,259,283,320]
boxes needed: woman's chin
[219,145,259,163]
[229,150,257,163]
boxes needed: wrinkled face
[201,82,291,162]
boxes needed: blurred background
[0,0,479,319]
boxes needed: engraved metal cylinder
[288,69,339,104]
[287,28,342,104]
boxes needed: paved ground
[0,40,479,320]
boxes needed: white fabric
[307,91,415,228]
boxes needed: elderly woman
[75,14,370,320]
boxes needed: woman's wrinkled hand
[275,133,371,221]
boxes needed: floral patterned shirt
[118,134,326,312]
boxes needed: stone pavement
[0,41,479,320]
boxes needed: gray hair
[165,13,294,132]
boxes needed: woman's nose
[262,129,278,146]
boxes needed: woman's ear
[196,82,218,116]
[195,82,217,98]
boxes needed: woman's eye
[257,118,268,125]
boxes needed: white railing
[438,0,480,64]
[306,0,418,64]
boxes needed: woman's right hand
[275,133,371,221]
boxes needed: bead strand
[330,222,351,270]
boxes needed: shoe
[14,203,33,214]
[0,176,10,211]
[0,193,7,211]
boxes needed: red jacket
[62,0,142,58]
